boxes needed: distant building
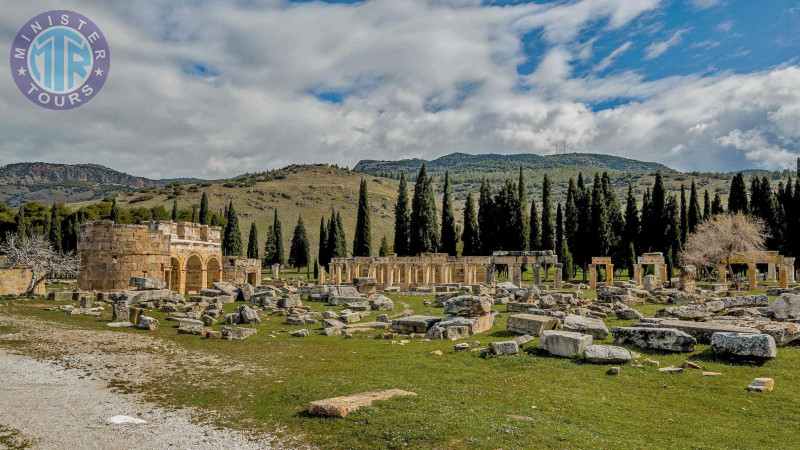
[77,220,260,293]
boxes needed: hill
[0,163,206,207]
[354,152,673,175]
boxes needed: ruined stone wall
[77,221,171,291]
[223,256,262,287]
[0,265,45,296]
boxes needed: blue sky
[1,0,799,178]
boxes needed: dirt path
[390,302,413,318]
[0,311,298,449]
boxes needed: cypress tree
[199,192,210,225]
[703,190,711,220]
[665,195,682,277]
[440,171,458,256]
[564,177,578,255]
[171,200,178,222]
[493,180,519,250]
[559,235,574,281]
[627,242,637,278]
[191,204,199,223]
[478,177,495,254]
[529,197,541,250]
[247,222,259,259]
[43,213,51,240]
[602,172,624,268]
[313,259,319,279]
[210,214,219,227]
[517,167,530,250]
[590,174,611,256]
[335,212,347,258]
[541,174,554,251]
[110,197,120,222]
[326,214,339,260]
[409,164,439,255]
[651,171,667,253]
[712,193,725,215]
[353,179,372,257]
[688,181,701,233]
[640,188,652,251]
[222,201,243,256]
[263,225,275,267]
[289,215,310,269]
[555,203,563,259]
[728,172,749,214]
[393,172,411,256]
[624,183,640,254]
[318,217,328,268]
[680,184,688,245]
[575,173,592,273]
[49,203,62,254]
[273,209,285,265]
[151,206,159,221]
[462,192,479,256]
[379,236,391,256]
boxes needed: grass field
[2,290,799,449]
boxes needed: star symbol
[94,68,104,77]
[17,67,26,76]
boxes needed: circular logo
[10,10,110,110]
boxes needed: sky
[1,0,799,179]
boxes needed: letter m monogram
[14,48,25,59]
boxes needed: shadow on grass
[688,347,773,367]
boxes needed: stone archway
[206,257,222,288]
[170,257,182,292]
[185,255,204,294]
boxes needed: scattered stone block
[221,326,257,340]
[178,319,204,335]
[138,316,159,331]
[539,330,593,358]
[212,281,239,297]
[308,390,417,418]
[443,296,493,315]
[204,330,223,339]
[703,371,721,376]
[112,301,129,322]
[747,378,774,392]
[659,366,684,373]
[391,315,442,334]
[506,314,558,336]
[129,277,166,290]
[489,340,519,356]
[370,295,394,311]
[454,342,470,351]
[681,361,701,370]
[430,350,443,356]
[291,329,310,338]
[633,320,760,345]
[584,345,631,364]
[563,314,609,339]
[128,307,145,325]
[376,314,390,323]
[615,308,644,320]
[711,332,777,360]
[611,327,697,352]
[106,321,133,328]
[768,293,800,320]
[607,366,620,375]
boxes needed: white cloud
[689,0,722,10]
[644,28,691,60]
[594,41,633,72]
[716,20,734,33]
[0,0,797,179]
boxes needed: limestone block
[611,327,696,352]
[506,314,558,336]
[539,330,593,358]
[711,332,777,360]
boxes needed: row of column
[588,263,614,290]
[632,264,668,286]
[326,261,485,289]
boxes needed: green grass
[2,293,799,449]
[0,425,33,449]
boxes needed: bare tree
[683,213,767,290]
[0,233,80,296]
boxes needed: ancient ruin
[588,256,614,290]
[77,220,261,294]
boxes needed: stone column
[319,267,326,285]
[201,268,208,289]
[386,264,394,288]
[554,263,563,289]
[405,264,412,289]
[679,265,696,292]
[653,264,661,281]
[486,264,495,284]
[660,265,668,283]
[509,263,522,287]
[786,258,796,282]
[767,263,777,282]
[588,264,597,290]
[748,262,757,291]
[422,264,430,286]
[717,264,727,285]
[606,264,614,286]
[532,263,541,285]
[633,264,642,286]
[464,263,471,284]
[779,265,789,289]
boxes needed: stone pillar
[335,264,343,285]
[633,264,642,286]
[272,263,280,278]
[464,263,471,284]
[767,263,777,282]
[319,267,326,285]
[201,268,208,290]
[653,264,661,281]
[660,265,668,283]
[779,265,789,289]
[748,262,757,291]
[486,264,495,284]
[554,263,563,289]
[532,263,541,285]
[606,264,614,286]
[588,265,597,290]
[717,264,727,285]
[509,263,522,287]
[405,264,412,289]
[679,265,696,292]
[787,258,796,282]
[386,264,394,287]
[422,264,430,286]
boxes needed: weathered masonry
[327,251,560,290]
[0,256,45,296]
[77,220,261,293]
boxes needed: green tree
[665,195,682,277]
[529,196,541,250]
[462,192,479,256]
[559,236,574,281]
[199,192,210,225]
[555,203,563,258]
[288,215,310,269]
[688,180,702,233]
[109,197,120,222]
[49,203,62,254]
[712,193,725,215]
[247,222,259,259]
[517,167,530,250]
[478,177,495,254]
[440,171,459,256]
[379,235,391,256]
[409,164,439,255]
[393,172,411,256]
[272,209,285,265]
[318,217,329,268]
[171,200,178,222]
[651,171,667,253]
[680,184,688,245]
[191,204,199,223]
[728,172,749,214]
[703,190,711,220]
[624,183,640,254]
[590,174,611,256]
[564,177,578,254]
[353,179,372,257]
[335,212,347,258]
[222,201,243,256]
[540,174,554,250]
